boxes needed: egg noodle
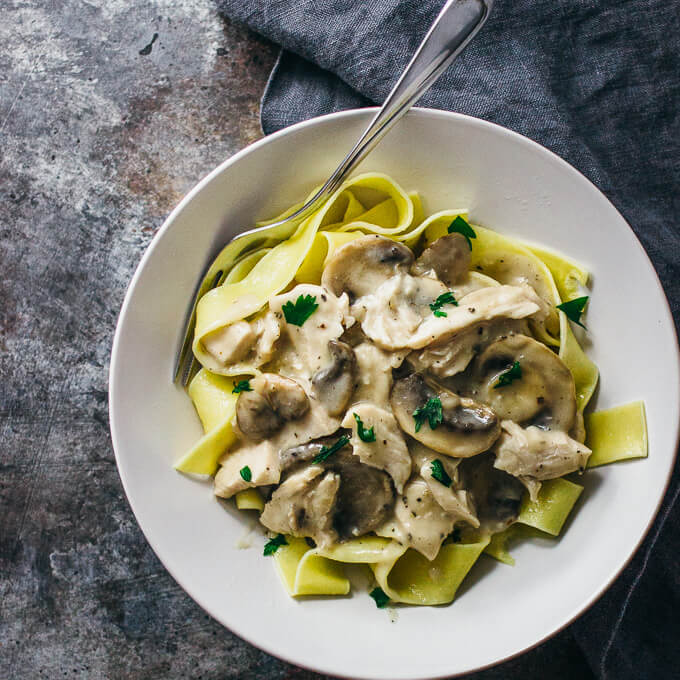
[175,173,647,605]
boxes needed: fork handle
[284,0,492,224]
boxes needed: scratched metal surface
[0,2,597,678]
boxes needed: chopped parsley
[263,534,288,556]
[369,586,390,609]
[430,459,452,487]
[239,465,252,482]
[281,294,319,327]
[429,291,458,317]
[494,360,522,388]
[556,295,589,330]
[353,413,376,443]
[312,434,350,463]
[232,379,252,394]
[447,215,477,249]
[413,397,443,433]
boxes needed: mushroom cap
[468,334,576,432]
[458,452,526,534]
[411,233,471,286]
[326,448,395,539]
[236,373,309,440]
[277,436,395,540]
[390,373,501,457]
[311,340,358,416]
[321,235,414,300]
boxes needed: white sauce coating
[376,478,456,561]
[342,404,411,493]
[493,420,591,490]
[360,279,548,350]
[211,233,584,561]
[202,310,280,370]
[352,342,407,408]
[214,397,340,498]
[269,283,353,380]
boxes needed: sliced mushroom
[327,448,395,539]
[458,452,526,534]
[279,440,326,472]
[411,233,471,285]
[463,334,576,432]
[260,466,340,548]
[390,374,500,457]
[277,435,395,539]
[321,235,414,300]
[311,340,357,415]
[236,373,309,440]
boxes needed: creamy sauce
[211,233,590,560]
[269,284,353,380]
[342,404,411,493]
[202,310,280,370]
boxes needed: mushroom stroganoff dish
[175,173,648,606]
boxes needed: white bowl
[109,108,679,679]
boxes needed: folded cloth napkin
[216,1,680,677]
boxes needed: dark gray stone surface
[0,2,596,678]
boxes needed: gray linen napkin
[216,1,680,677]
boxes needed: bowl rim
[109,106,680,679]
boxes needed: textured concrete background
[0,2,596,678]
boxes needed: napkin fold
[216,1,680,677]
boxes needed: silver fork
[174,0,492,384]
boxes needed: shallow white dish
[109,108,679,679]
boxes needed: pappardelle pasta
[175,173,647,607]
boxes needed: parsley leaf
[281,294,319,326]
[413,397,443,433]
[429,291,458,317]
[556,295,589,330]
[353,413,376,443]
[369,587,390,609]
[312,434,350,463]
[494,360,522,388]
[447,216,477,249]
[430,459,452,487]
[232,379,252,394]
[239,465,252,482]
[263,534,287,556]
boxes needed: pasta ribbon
[484,478,585,564]
[295,231,364,284]
[174,369,240,475]
[558,314,599,411]
[193,173,416,374]
[525,243,589,303]
[273,538,350,596]
[372,539,489,605]
[585,401,648,468]
[235,489,264,511]
[271,534,488,604]
[223,248,271,284]
[516,477,584,536]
